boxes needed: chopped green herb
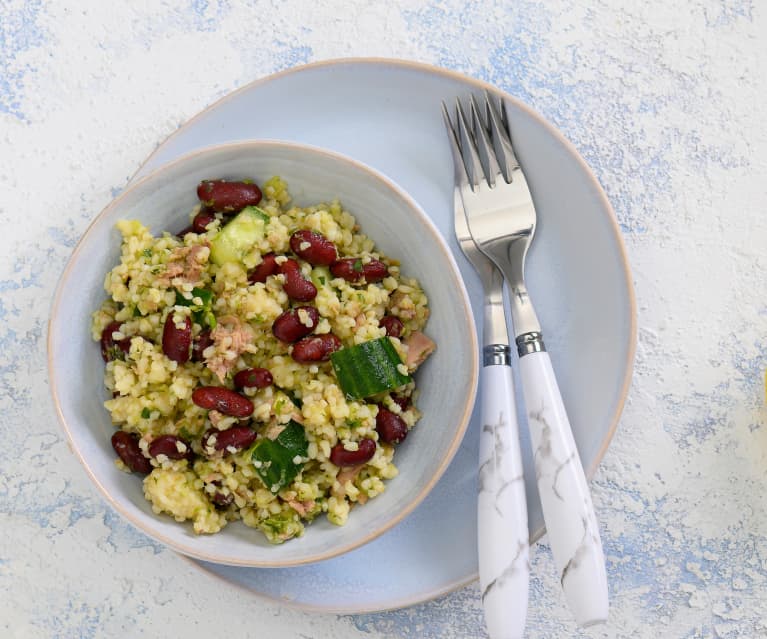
[142,248,153,259]
[262,514,288,534]
[175,287,216,328]
[352,258,363,273]
[141,407,152,419]
[132,306,142,317]
[251,420,308,493]
[259,510,301,541]
[310,266,330,288]
[108,347,125,361]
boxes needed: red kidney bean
[202,425,257,454]
[211,489,234,508]
[329,259,362,282]
[233,367,273,389]
[111,431,152,474]
[379,315,403,338]
[361,260,389,282]
[330,258,389,283]
[192,208,217,233]
[248,252,279,284]
[280,258,317,301]
[162,314,192,363]
[191,328,213,363]
[272,306,320,343]
[291,334,342,363]
[289,230,337,266]
[330,438,376,467]
[391,394,411,411]
[376,408,409,444]
[100,321,132,362]
[196,179,262,213]
[176,225,195,239]
[148,434,193,460]
[192,386,254,418]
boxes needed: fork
[443,94,609,627]
[445,106,530,639]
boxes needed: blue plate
[133,58,636,613]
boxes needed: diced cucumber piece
[330,337,411,400]
[251,420,308,493]
[209,206,270,266]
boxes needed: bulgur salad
[91,176,436,544]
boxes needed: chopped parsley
[175,287,216,328]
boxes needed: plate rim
[131,56,638,611]
[183,553,481,614]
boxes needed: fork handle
[478,359,529,639]
[518,350,609,627]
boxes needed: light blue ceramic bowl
[49,140,478,567]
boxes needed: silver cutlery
[444,105,530,639]
[443,93,609,628]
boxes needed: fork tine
[469,95,500,188]
[500,95,510,130]
[485,91,519,182]
[441,101,469,188]
[485,91,512,145]
[455,98,484,190]
[499,99,520,158]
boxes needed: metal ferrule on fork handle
[516,331,546,357]
[483,343,511,366]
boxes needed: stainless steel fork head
[445,93,544,352]
[443,102,510,361]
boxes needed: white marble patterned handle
[519,350,609,627]
[478,363,529,639]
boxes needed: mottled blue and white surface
[2,1,766,637]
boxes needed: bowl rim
[47,138,479,567]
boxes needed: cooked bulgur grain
[93,177,434,543]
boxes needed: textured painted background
[2,0,766,637]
